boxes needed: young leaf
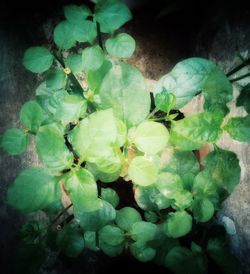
[99,61,150,127]
[131,221,157,243]
[56,224,84,258]
[23,47,54,73]
[172,190,193,210]
[134,185,171,211]
[101,188,120,208]
[65,54,83,74]
[99,225,125,246]
[155,89,176,113]
[84,231,99,251]
[156,172,183,199]
[236,84,250,113]
[163,211,192,238]
[134,121,169,155]
[64,168,99,212]
[192,198,214,223]
[64,4,91,24]
[54,95,87,125]
[82,45,104,71]
[7,168,58,214]
[105,33,135,58]
[155,58,215,108]
[36,124,73,173]
[115,207,142,231]
[128,156,158,186]
[46,69,66,89]
[224,115,250,142]
[95,0,132,33]
[53,20,76,50]
[72,20,97,44]
[76,200,116,231]
[20,101,45,133]
[1,128,29,155]
[130,241,156,262]
[170,112,223,151]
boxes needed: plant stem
[230,72,250,83]
[96,22,104,49]
[53,52,85,97]
[147,108,158,119]
[226,58,250,77]
[50,203,73,228]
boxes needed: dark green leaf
[7,168,58,214]
[1,128,28,155]
[99,225,125,246]
[84,231,99,251]
[130,241,156,262]
[20,100,45,133]
[192,198,214,223]
[131,221,157,242]
[101,188,119,208]
[23,47,54,73]
[72,20,97,43]
[224,115,250,142]
[46,69,66,89]
[100,242,124,257]
[115,207,142,231]
[95,0,132,33]
[236,84,250,113]
[64,4,91,24]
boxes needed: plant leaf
[53,20,76,50]
[82,45,104,71]
[99,225,125,246]
[134,121,169,155]
[36,124,73,173]
[130,241,156,262]
[115,207,142,231]
[65,54,83,74]
[192,198,214,223]
[131,221,157,243]
[101,188,120,208]
[1,128,28,155]
[46,69,66,89]
[128,156,159,186]
[23,47,54,73]
[105,33,135,58]
[170,112,223,151]
[224,115,250,142]
[95,0,132,33]
[155,89,176,113]
[7,168,58,214]
[236,84,250,113]
[64,4,91,24]
[99,61,150,127]
[72,20,97,43]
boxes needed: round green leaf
[46,69,66,89]
[130,241,156,262]
[131,221,157,242]
[192,198,214,223]
[64,168,99,212]
[84,231,99,251]
[36,124,73,173]
[134,185,171,211]
[1,128,28,155]
[82,45,104,71]
[155,89,176,113]
[134,121,169,155]
[163,211,192,238]
[73,20,97,43]
[95,0,132,33]
[105,33,135,58]
[100,242,124,257]
[23,47,54,73]
[53,20,76,50]
[172,190,193,210]
[101,188,120,208]
[128,156,158,186]
[115,207,142,231]
[56,224,84,258]
[7,168,58,214]
[99,225,125,246]
[156,172,183,199]
[99,62,150,128]
[20,101,45,133]
[64,4,91,24]
[224,115,250,142]
[65,54,83,74]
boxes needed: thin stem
[147,108,158,119]
[53,52,85,97]
[49,203,73,228]
[96,22,104,49]
[226,58,250,77]
[230,72,250,83]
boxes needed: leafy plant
[1,0,250,273]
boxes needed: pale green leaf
[7,168,58,214]
[105,33,135,58]
[131,221,157,242]
[115,207,142,231]
[73,20,97,43]
[128,156,158,186]
[134,121,169,154]
[99,61,150,127]
[64,4,91,24]
[95,0,132,33]
[1,128,28,155]
[20,101,45,133]
[172,190,193,210]
[23,47,54,73]
[65,54,83,74]
[82,45,104,71]
[53,20,76,50]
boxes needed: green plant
[1,0,250,273]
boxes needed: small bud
[63,67,71,74]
